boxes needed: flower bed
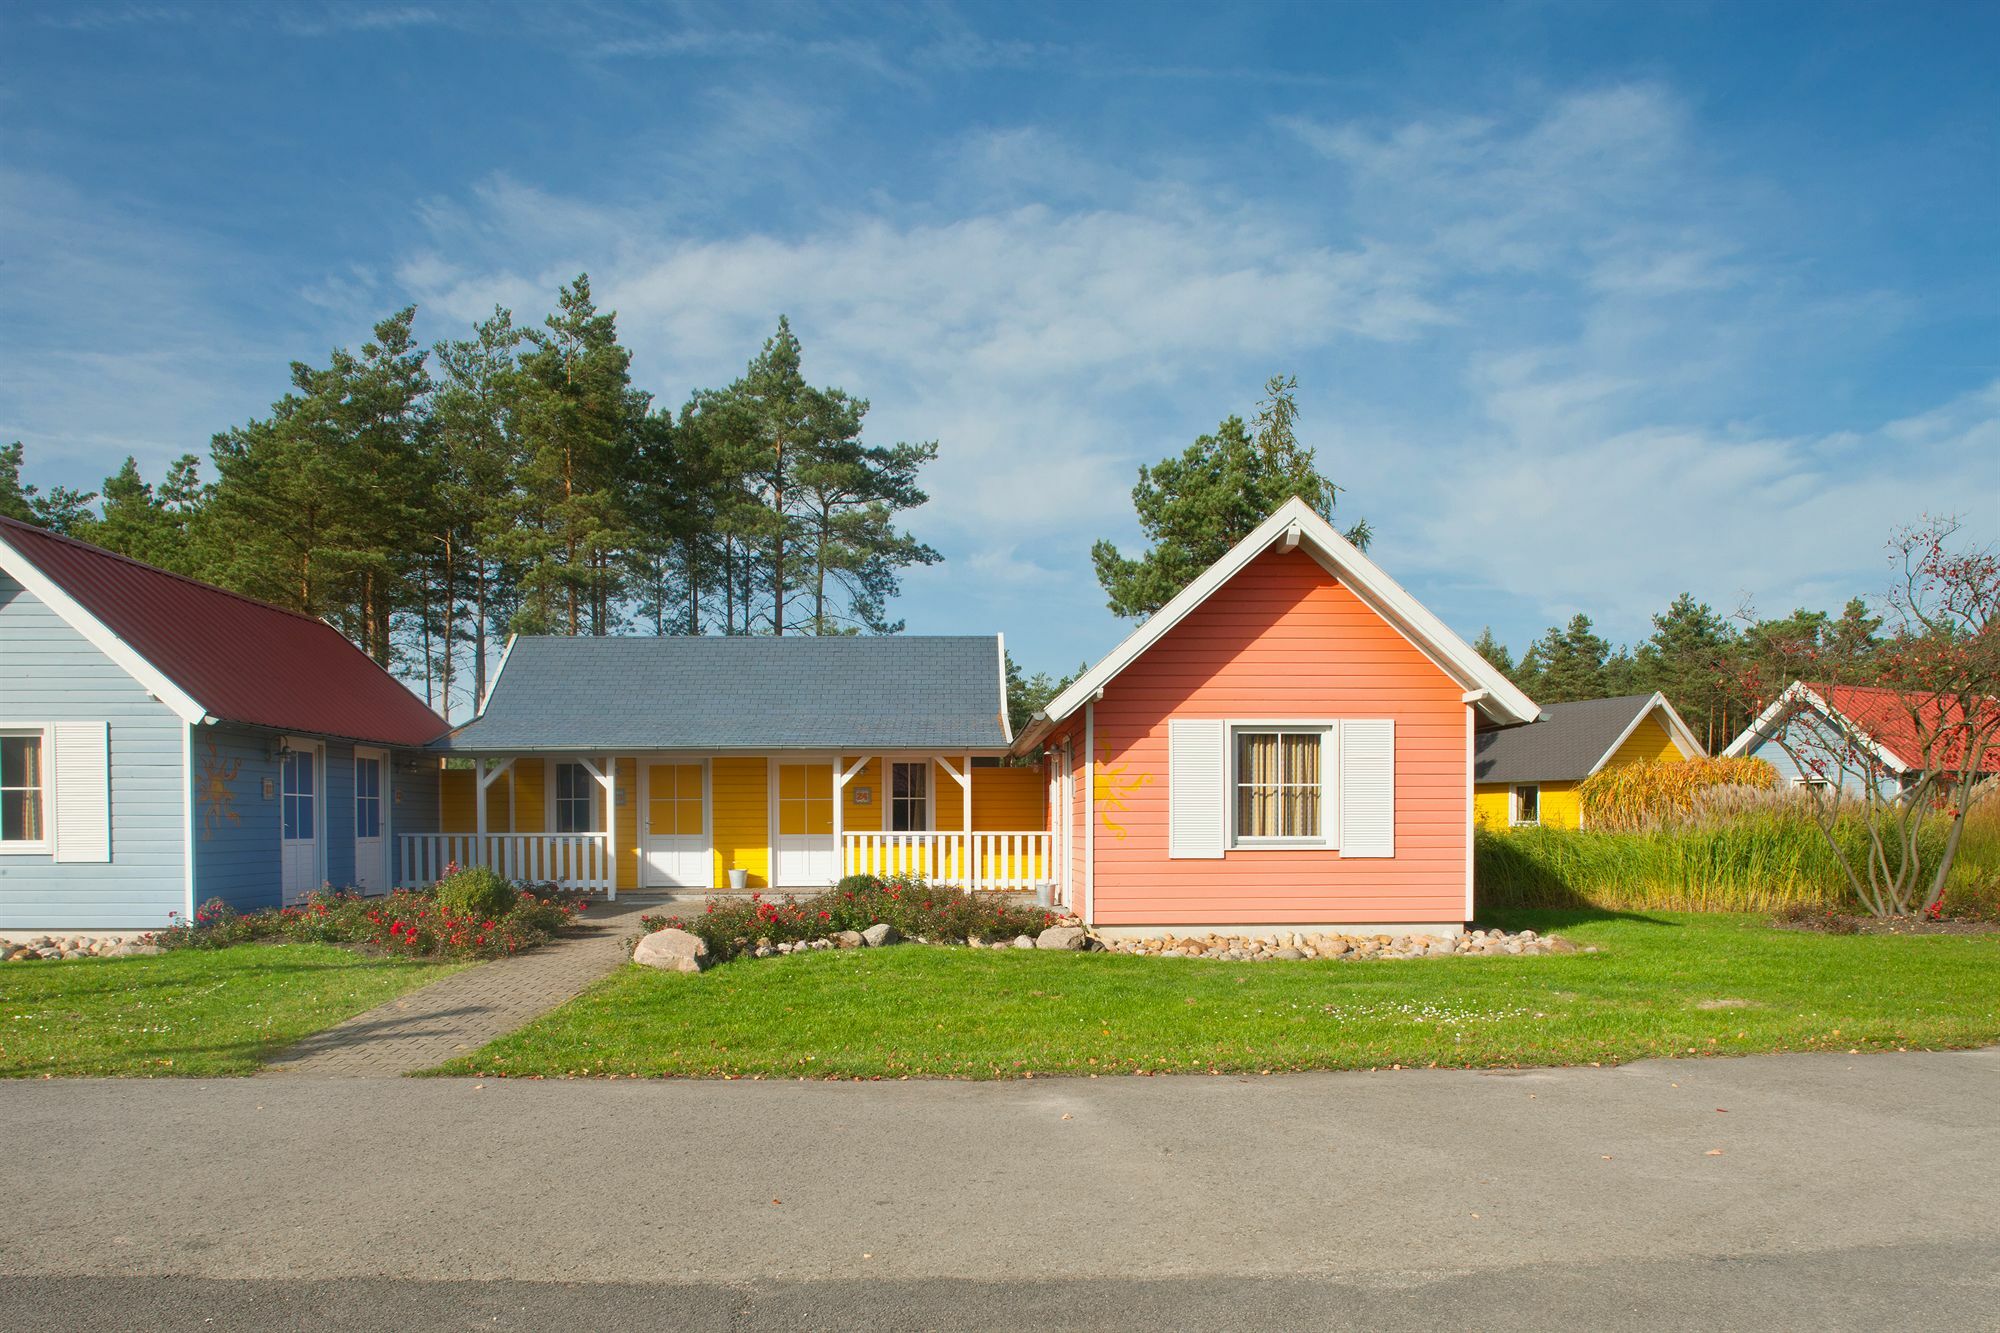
[151,879,588,961]
[640,875,1061,963]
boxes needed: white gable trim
[1588,692,1707,775]
[996,633,1014,746]
[1721,681,1912,776]
[1035,498,1540,730]
[0,532,211,726]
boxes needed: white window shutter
[53,721,110,863]
[1338,719,1395,858]
[1167,718,1227,859]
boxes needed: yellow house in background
[1474,692,1704,830]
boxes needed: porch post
[474,758,487,873]
[831,755,843,879]
[604,754,618,901]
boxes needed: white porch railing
[841,831,1053,893]
[397,833,614,893]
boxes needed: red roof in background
[0,516,448,748]
[1807,681,2000,775]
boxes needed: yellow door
[771,762,837,886]
[644,763,710,888]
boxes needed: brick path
[261,897,658,1078]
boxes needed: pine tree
[431,307,526,710]
[1518,614,1613,702]
[1093,375,1367,618]
[506,276,647,636]
[1471,627,1514,675]
[207,308,433,663]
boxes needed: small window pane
[3,789,43,842]
[1,735,44,843]
[1234,729,1321,840]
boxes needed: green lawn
[0,945,463,1077]
[434,910,2000,1079]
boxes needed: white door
[280,744,319,903]
[353,749,388,893]
[771,762,837,887]
[644,762,711,888]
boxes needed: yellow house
[1474,692,1703,830]
[421,634,1054,900]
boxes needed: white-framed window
[1512,784,1540,826]
[890,761,929,832]
[1,727,49,852]
[1231,726,1330,845]
[354,754,382,839]
[554,762,596,833]
[281,747,316,841]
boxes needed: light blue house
[1722,680,1939,800]
[0,516,449,931]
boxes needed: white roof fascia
[1588,691,1708,774]
[1720,681,1912,776]
[1039,498,1540,728]
[0,532,211,726]
[996,632,1014,745]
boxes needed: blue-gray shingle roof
[435,635,1009,753]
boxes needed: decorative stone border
[2,934,161,961]
[632,920,1581,970]
[1104,927,1581,962]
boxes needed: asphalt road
[2,1049,1996,1329]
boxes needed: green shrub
[436,865,517,920]
[640,875,1060,962]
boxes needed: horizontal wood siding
[1474,780,1580,830]
[0,573,186,929]
[971,766,1043,830]
[322,740,355,889]
[190,722,283,914]
[1609,714,1685,768]
[1089,549,1469,926]
[840,757,883,833]
[711,757,769,888]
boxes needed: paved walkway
[261,896,659,1077]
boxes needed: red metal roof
[0,516,448,748]
[1807,681,2000,775]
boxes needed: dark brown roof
[0,516,447,748]
[1475,693,1670,785]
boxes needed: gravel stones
[1101,927,1572,963]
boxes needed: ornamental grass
[640,874,1060,962]
[1478,794,2000,918]
[1578,756,1779,831]
[152,883,588,960]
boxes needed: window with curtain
[891,761,928,832]
[1233,729,1323,841]
[1513,784,1540,825]
[555,762,596,833]
[1,732,46,846]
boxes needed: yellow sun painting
[1093,742,1153,840]
[197,737,242,841]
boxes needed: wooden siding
[1085,549,1469,926]
[972,766,1043,829]
[1608,713,1685,769]
[711,756,769,888]
[190,722,281,914]
[1474,780,1581,830]
[0,572,186,929]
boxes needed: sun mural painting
[1093,742,1153,840]
[198,737,242,841]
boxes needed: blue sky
[3,0,1995,682]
